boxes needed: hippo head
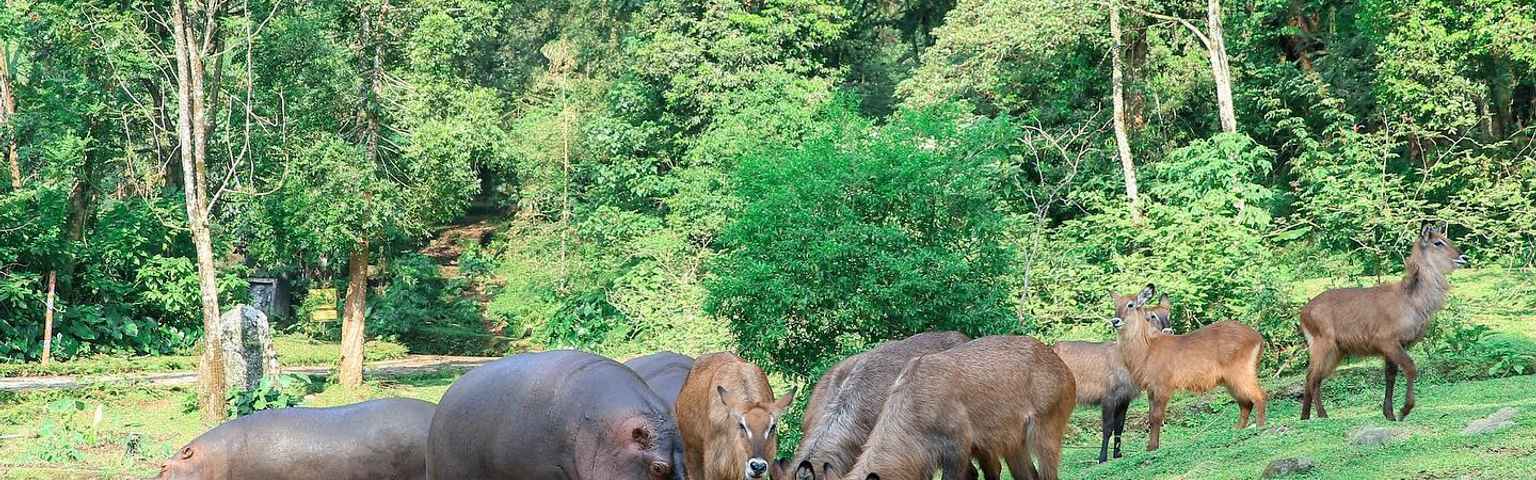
[717,385,796,480]
[156,444,220,480]
[616,415,686,480]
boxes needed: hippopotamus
[156,397,435,480]
[427,350,688,480]
[624,351,694,409]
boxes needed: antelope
[675,352,795,480]
[1111,284,1267,451]
[788,331,969,480]
[842,335,1076,480]
[1300,223,1467,421]
[1050,292,1171,463]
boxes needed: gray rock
[1462,407,1518,435]
[1350,426,1400,446]
[219,304,281,391]
[1262,457,1315,478]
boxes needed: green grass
[0,370,457,479]
[0,335,409,378]
[1059,374,1536,479]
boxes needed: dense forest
[0,0,1532,420]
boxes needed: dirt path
[0,355,497,392]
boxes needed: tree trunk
[41,271,55,366]
[338,241,368,388]
[1110,0,1142,224]
[336,0,385,390]
[172,0,227,422]
[1490,60,1513,139]
[1206,0,1237,133]
[1126,19,1149,131]
[1,28,19,191]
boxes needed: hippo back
[624,352,694,409]
[428,350,686,480]
[160,397,435,480]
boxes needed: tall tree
[170,0,228,421]
[1110,0,1141,223]
[1205,0,1236,133]
[338,0,386,389]
[1,0,17,192]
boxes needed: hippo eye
[650,461,670,476]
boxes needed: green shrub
[226,376,302,418]
[368,254,489,355]
[706,105,1019,381]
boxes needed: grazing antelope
[843,335,1076,480]
[1300,223,1467,421]
[788,331,969,480]
[1111,285,1266,451]
[675,352,794,480]
[1050,292,1172,463]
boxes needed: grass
[0,335,409,378]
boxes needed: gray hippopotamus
[156,397,435,480]
[624,351,694,409]
[427,350,688,480]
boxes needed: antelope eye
[1125,302,1134,309]
[1433,240,1445,247]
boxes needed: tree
[1110,0,1142,223]
[169,0,228,421]
[1127,1,1237,133]
[706,105,1019,380]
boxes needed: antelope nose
[749,458,768,477]
[1455,255,1469,265]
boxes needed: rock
[1350,426,1400,446]
[219,305,281,391]
[1462,407,1518,435]
[1262,457,1314,478]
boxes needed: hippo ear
[631,425,656,449]
[771,387,796,411]
[179,446,194,460]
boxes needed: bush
[706,105,1019,381]
[226,376,303,418]
[368,254,489,355]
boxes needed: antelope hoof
[1383,408,1396,422]
[1400,404,1414,420]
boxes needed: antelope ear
[866,474,880,480]
[1158,293,1169,307]
[772,387,797,411]
[717,385,738,409]
[1135,284,1156,305]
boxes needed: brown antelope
[788,331,969,480]
[1111,284,1266,451]
[842,335,1076,480]
[1049,292,1171,463]
[1300,223,1467,421]
[675,352,794,480]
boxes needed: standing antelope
[842,335,1076,480]
[1300,223,1467,421]
[675,352,794,480]
[1050,292,1171,463]
[1111,284,1266,451]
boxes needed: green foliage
[707,105,1018,380]
[225,376,301,418]
[368,254,489,355]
